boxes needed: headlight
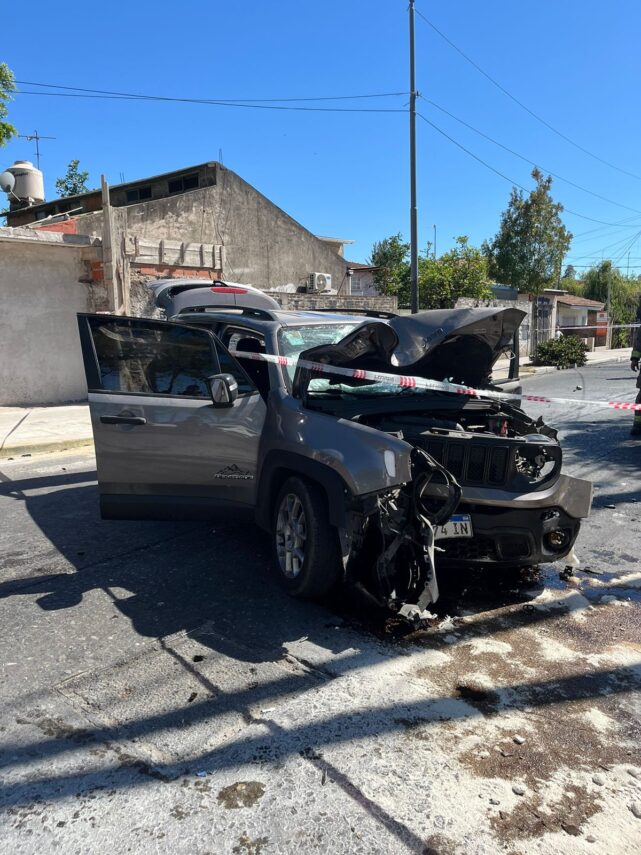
[383,450,397,478]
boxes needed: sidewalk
[0,404,93,459]
[0,347,635,459]
[493,346,632,378]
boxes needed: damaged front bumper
[343,465,592,614]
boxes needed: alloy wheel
[276,492,307,578]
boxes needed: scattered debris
[606,504,616,510]
[398,604,437,624]
[187,692,198,703]
[512,784,526,796]
[321,768,327,785]
[217,781,266,809]
[192,655,204,663]
[489,798,500,805]
[196,771,208,778]
[562,824,581,836]
[586,836,596,844]
[628,769,641,780]
[513,735,526,745]
[591,774,605,786]
[630,803,641,820]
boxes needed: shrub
[533,336,588,369]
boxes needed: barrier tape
[229,349,641,413]
[535,322,641,332]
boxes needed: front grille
[498,535,531,560]
[439,536,498,562]
[422,438,510,486]
[439,533,531,563]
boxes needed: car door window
[87,317,218,398]
[220,328,269,397]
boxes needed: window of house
[126,186,152,203]
[168,174,199,194]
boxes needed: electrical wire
[415,7,641,182]
[15,89,405,113]
[567,228,641,260]
[16,79,408,103]
[420,96,641,215]
[416,112,641,228]
[14,80,406,113]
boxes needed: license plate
[434,514,473,540]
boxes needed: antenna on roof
[218,148,223,164]
[17,130,56,169]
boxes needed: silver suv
[77,280,592,615]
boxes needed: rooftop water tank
[6,160,45,208]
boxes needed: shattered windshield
[278,322,432,397]
[278,324,360,382]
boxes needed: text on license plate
[434,514,473,540]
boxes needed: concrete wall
[71,166,349,293]
[0,235,101,405]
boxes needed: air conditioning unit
[308,272,332,292]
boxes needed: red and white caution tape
[230,349,641,413]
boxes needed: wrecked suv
[77,280,592,616]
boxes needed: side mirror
[208,373,238,407]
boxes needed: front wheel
[272,476,341,598]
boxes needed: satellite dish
[0,171,16,194]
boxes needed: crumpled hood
[295,307,526,391]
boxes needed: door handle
[100,415,147,425]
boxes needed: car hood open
[294,307,526,393]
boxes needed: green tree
[55,159,90,197]
[483,169,572,344]
[417,236,491,309]
[368,233,410,296]
[562,264,576,280]
[583,261,641,347]
[0,63,17,147]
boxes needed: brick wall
[268,293,398,313]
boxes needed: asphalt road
[1,360,640,855]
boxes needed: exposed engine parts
[346,447,461,615]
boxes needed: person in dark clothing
[631,319,641,436]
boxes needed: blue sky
[4,0,641,271]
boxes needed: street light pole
[409,0,419,313]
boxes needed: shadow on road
[1,462,640,849]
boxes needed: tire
[272,476,341,599]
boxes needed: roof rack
[175,305,280,321]
[311,307,398,319]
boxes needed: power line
[420,96,641,215]
[416,112,641,227]
[16,79,408,103]
[567,228,641,259]
[415,7,641,182]
[15,80,406,113]
[570,215,641,244]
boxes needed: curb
[0,437,94,460]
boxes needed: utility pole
[409,0,419,313]
[18,130,56,169]
[433,224,437,259]
[606,263,612,349]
